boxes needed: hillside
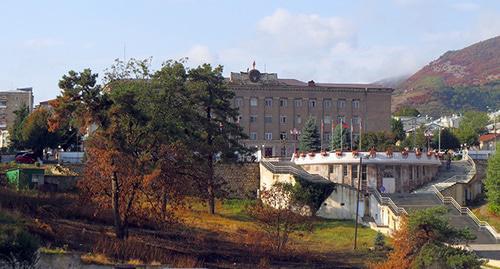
[392,36,500,116]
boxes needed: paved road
[413,160,471,193]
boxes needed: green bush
[0,227,40,268]
[374,232,385,249]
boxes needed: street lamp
[354,153,368,250]
[290,128,301,153]
[413,114,421,150]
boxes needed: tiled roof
[479,133,500,142]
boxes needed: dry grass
[80,253,114,265]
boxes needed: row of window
[236,98,360,109]
[248,131,360,141]
[241,114,360,125]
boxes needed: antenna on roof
[252,60,256,70]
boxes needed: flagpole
[340,118,343,151]
[320,120,324,151]
[350,118,353,150]
[359,118,363,151]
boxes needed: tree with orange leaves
[373,207,484,269]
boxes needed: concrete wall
[316,185,365,220]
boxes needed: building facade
[0,88,34,131]
[228,69,393,157]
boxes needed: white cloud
[23,38,63,49]
[184,45,216,67]
[256,9,354,53]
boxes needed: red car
[15,153,37,164]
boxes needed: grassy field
[180,198,379,253]
[472,204,500,232]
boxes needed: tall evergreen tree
[187,64,249,214]
[485,145,500,214]
[431,128,460,150]
[298,117,321,152]
[330,123,351,150]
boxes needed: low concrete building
[260,151,441,230]
[479,133,499,151]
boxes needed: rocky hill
[392,36,500,116]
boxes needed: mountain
[392,36,500,116]
[374,74,411,89]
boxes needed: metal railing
[368,187,408,216]
[432,185,500,240]
[260,160,327,183]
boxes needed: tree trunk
[207,154,215,214]
[161,186,168,220]
[111,169,124,239]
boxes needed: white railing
[369,187,408,216]
[432,185,500,240]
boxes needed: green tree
[391,118,405,142]
[298,117,321,152]
[360,131,395,151]
[187,64,249,215]
[456,111,489,146]
[330,123,351,150]
[431,128,460,150]
[8,104,29,150]
[20,108,62,158]
[485,145,500,214]
[376,207,484,269]
[394,106,420,117]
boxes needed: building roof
[479,133,500,142]
[278,78,387,89]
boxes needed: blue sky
[0,0,499,103]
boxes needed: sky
[0,0,499,103]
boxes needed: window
[280,115,287,124]
[362,165,367,181]
[294,99,302,107]
[323,116,331,124]
[235,98,243,107]
[249,132,257,140]
[265,132,272,140]
[352,164,358,179]
[343,165,348,177]
[309,99,317,108]
[353,116,360,125]
[264,116,272,123]
[352,99,360,109]
[280,132,287,140]
[265,98,273,107]
[324,99,332,108]
[409,166,414,180]
[250,115,257,123]
[250,98,258,107]
[280,99,287,107]
[337,99,346,109]
[328,165,334,174]
[296,115,302,124]
[383,166,394,178]
[0,100,6,107]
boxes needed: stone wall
[215,162,260,199]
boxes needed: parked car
[15,153,37,164]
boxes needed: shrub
[374,232,385,250]
[0,227,40,269]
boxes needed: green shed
[5,168,45,190]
